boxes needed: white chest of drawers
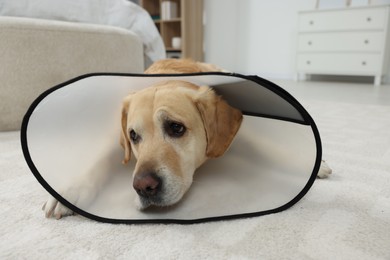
[296,5,390,85]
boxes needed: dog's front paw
[42,195,74,219]
[42,185,98,219]
[317,160,332,179]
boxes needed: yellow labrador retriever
[43,59,241,218]
[43,59,331,218]
[120,60,242,209]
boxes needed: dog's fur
[43,59,331,219]
[120,60,242,209]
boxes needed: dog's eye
[129,129,141,144]
[165,121,186,138]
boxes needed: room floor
[276,79,390,106]
[1,79,390,259]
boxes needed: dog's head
[120,80,242,209]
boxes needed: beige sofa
[0,16,144,131]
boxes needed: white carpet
[1,99,390,259]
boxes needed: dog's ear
[195,86,243,158]
[120,96,131,164]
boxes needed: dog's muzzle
[133,172,162,202]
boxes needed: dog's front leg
[42,181,99,219]
[42,150,116,219]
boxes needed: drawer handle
[308,41,312,45]
[306,60,311,65]
[364,39,369,44]
[309,20,314,25]
[362,61,367,66]
[366,17,372,22]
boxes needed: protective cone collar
[21,72,322,224]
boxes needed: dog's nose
[133,172,161,198]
